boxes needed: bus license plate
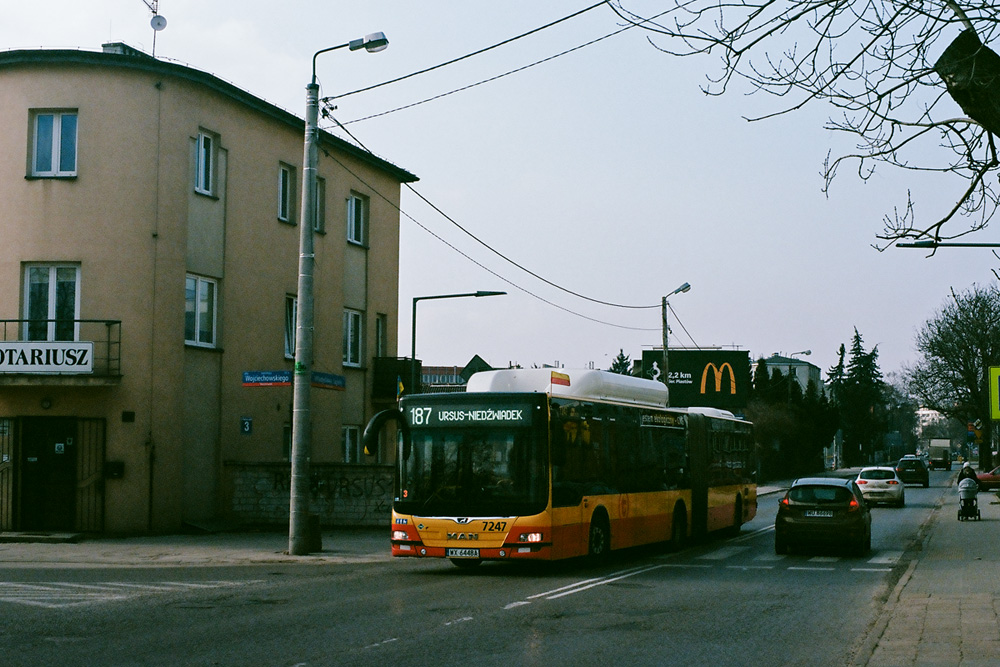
[446,548,480,558]
[805,510,833,518]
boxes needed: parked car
[895,457,930,487]
[856,467,905,507]
[775,477,872,556]
[976,465,1000,490]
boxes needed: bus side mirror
[363,409,410,458]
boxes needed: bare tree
[906,283,1000,468]
[611,1,1000,247]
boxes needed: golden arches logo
[700,362,737,394]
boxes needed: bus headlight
[519,532,542,543]
[392,530,408,541]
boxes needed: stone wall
[224,462,393,527]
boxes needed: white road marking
[0,580,261,609]
[697,546,750,560]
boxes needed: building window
[23,264,79,341]
[278,163,295,223]
[375,313,388,357]
[314,177,326,233]
[195,132,216,195]
[343,309,363,367]
[284,295,297,358]
[31,111,77,177]
[185,275,217,347]
[347,193,368,246]
[342,425,361,463]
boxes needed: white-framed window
[195,131,216,195]
[278,163,295,223]
[346,193,368,246]
[31,111,78,177]
[375,313,388,357]
[343,308,363,367]
[314,177,326,233]
[23,264,80,341]
[284,295,297,358]
[342,425,361,463]
[185,274,217,347]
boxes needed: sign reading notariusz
[0,341,94,373]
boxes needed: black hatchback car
[775,477,871,556]
[895,457,930,487]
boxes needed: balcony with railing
[0,319,122,386]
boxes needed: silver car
[856,467,905,507]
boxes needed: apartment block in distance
[0,43,417,533]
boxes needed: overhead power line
[324,1,612,102]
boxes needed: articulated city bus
[363,368,757,566]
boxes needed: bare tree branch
[613,0,1000,244]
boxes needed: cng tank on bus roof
[465,368,668,408]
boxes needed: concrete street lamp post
[289,32,389,557]
[661,282,691,406]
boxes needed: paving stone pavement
[857,481,1000,666]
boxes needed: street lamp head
[671,282,691,296]
[349,32,389,53]
[474,290,507,298]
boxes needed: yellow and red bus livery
[365,368,756,567]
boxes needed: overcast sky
[6,0,994,381]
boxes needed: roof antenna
[141,0,167,56]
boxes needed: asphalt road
[0,471,952,666]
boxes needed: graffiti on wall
[230,464,393,526]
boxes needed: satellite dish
[150,15,167,31]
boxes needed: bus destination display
[407,404,534,427]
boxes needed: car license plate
[804,510,833,518]
[446,548,480,558]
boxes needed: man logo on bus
[701,362,737,394]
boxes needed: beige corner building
[0,44,416,533]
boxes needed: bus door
[549,409,592,558]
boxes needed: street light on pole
[788,349,811,397]
[661,282,691,406]
[410,291,506,394]
[289,32,389,557]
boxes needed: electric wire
[341,23,635,126]
[329,115,659,310]
[319,143,659,332]
[310,2,699,339]
[324,1,612,102]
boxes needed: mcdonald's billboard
[641,349,750,410]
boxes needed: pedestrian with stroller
[957,461,978,484]
[958,463,981,520]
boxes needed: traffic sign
[990,367,1000,420]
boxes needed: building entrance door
[20,417,78,531]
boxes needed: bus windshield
[396,425,548,517]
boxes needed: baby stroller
[958,477,981,521]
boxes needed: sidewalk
[858,482,1000,666]
[0,527,390,568]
